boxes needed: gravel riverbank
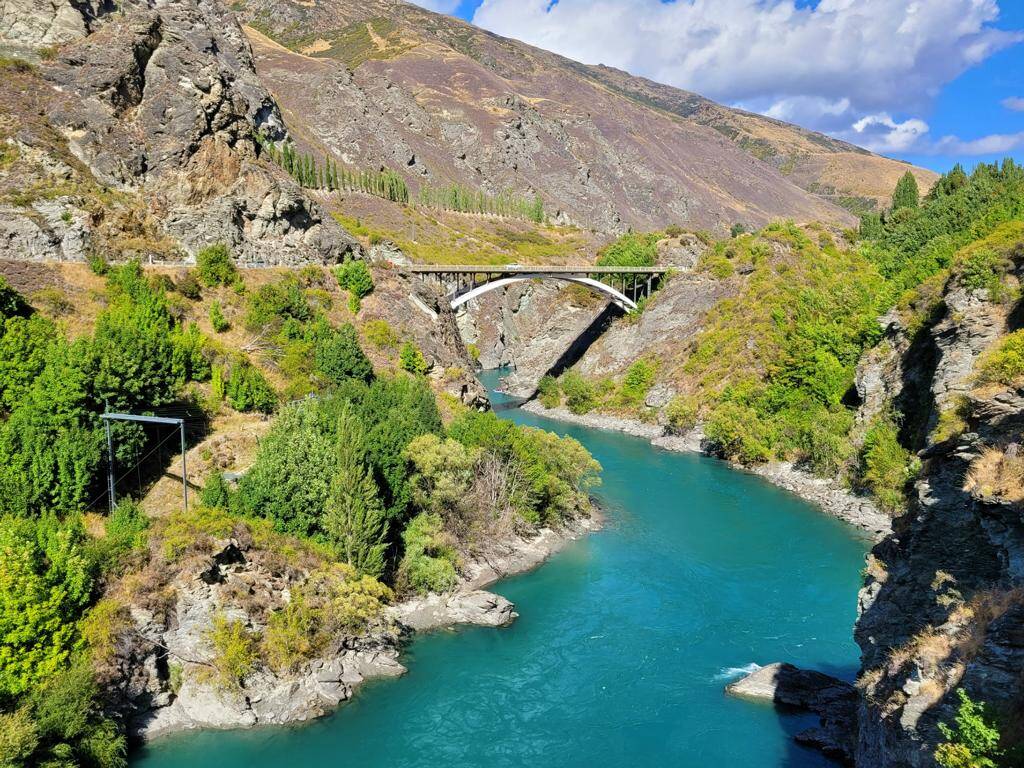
[520,401,891,539]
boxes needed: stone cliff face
[0,0,358,266]
[853,247,1024,766]
[458,280,611,397]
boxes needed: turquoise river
[136,371,870,768]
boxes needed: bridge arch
[450,274,638,312]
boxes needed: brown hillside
[233,0,934,234]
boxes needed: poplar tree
[322,404,389,578]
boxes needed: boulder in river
[725,662,857,764]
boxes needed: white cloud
[1003,96,1024,111]
[934,131,1024,155]
[471,0,1024,155]
[409,0,462,14]
[848,114,931,153]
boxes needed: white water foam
[714,662,762,681]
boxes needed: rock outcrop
[0,0,359,266]
[110,537,405,740]
[726,662,859,763]
[852,245,1024,766]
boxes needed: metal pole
[180,420,188,511]
[105,418,116,512]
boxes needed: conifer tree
[322,404,389,578]
[892,171,920,210]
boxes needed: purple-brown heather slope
[232,0,935,234]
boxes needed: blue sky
[414,0,1024,175]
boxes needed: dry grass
[948,587,1024,659]
[965,446,1024,503]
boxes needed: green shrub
[203,614,258,691]
[334,259,374,313]
[397,512,458,594]
[175,271,202,300]
[537,375,561,408]
[618,359,656,406]
[201,471,231,509]
[976,330,1024,387]
[87,253,109,276]
[935,689,1002,768]
[399,341,429,375]
[595,232,659,268]
[665,394,698,432]
[560,371,595,414]
[860,413,915,512]
[224,359,276,413]
[195,243,237,287]
[0,708,38,767]
[0,276,32,319]
[314,323,373,384]
[244,275,311,330]
[209,300,229,333]
[364,319,398,349]
[704,400,773,464]
[24,655,126,768]
[0,515,94,699]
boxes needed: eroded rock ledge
[725,662,858,764]
[129,512,599,742]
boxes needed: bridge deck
[407,264,666,274]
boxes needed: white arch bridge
[408,264,667,312]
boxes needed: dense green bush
[859,413,915,512]
[314,323,373,384]
[560,370,595,414]
[935,689,1003,768]
[397,512,458,594]
[321,404,388,578]
[399,341,429,375]
[448,410,600,526]
[537,375,560,408]
[334,259,374,313]
[195,243,237,287]
[596,232,659,268]
[0,514,94,699]
[618,359,656,406]
[209,300,229,333]
[223,359,276,413]
[244,275,311,331]
[200,472,231,509]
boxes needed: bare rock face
[460,280,612,397]
[726,662,858,764]
[0,0,104,48]
[0,0,358,267]
[390,590,517,632]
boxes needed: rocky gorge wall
[852,249,1024,766]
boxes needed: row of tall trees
[256,133,546,223]
[256,135,409,203]
[417,184,545,223]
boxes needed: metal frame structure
[408,264,666,312]
[100,413,188,513]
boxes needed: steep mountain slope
[231,0,933,234]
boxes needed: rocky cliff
[853,244,1024,766]
[0,0,358,266]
